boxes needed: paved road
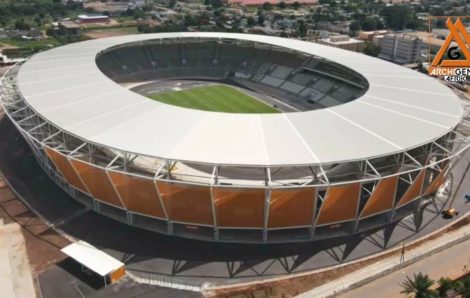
[341,237,470,298]
[39,261,201,298]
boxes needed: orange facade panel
[108,171,165,219]
[423,167,448,197]
[316,183,360,225]
[213,187,265,228]
[268,188,315,228]
[69,159,124,208]
[156,182,213,225]
[396,170,425,207]
[44,147,88,193]
[360,176,398,218]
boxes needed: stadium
[1,32,469,244]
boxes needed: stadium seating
[271,66,293,79]
[95,39,367,110]
[260,75,285,87]
[280,81,304,94]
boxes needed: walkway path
[340,237,470,298]
[296,220,470,298]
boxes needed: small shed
[61,241,125,286]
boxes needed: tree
[247,16,255,26]
[292,1,300,9]
[401,273,438,298]
[361,17,383,31]
[14,19,31,31]
[349,21,360,32]
[381,5,413,30]
[257,14,265,26]
[277,1,286,9]
[34,16,42,27]
[363,42,380,57]
[455,275,470,298]
[406,17,419,30]
[297,20,307,37]
[209,0,223,9]
[132,8,146,19]
[168,0,176,8]
[438,277,456,298]
[262,2,273,11]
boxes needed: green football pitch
[148,85,280,113]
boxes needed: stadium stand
[280,81,304,94]
[271,65,294,79]
[96,38,368,110]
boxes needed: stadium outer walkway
[296,216,470,298]
[340,235,470,298]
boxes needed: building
[318,35,365,52]
[357,30,387,41]
[408,31,457,54]
[77,14,109,24]
[228,0,318,5]
[58,21,82,37]
[378,33,422,64]
[372,34,384,47]
[317,21,352,34]
[83,1,128,16]
[0,33,467,244]
[0,53,26,66]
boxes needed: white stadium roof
[17,32,463,166]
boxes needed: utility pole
[400,242,405,264]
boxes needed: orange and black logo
[429,17,470,81]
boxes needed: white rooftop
[61,241,124,276]
[17,32,463,166]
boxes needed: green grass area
[0,37,60,48]
[0,37,62,57]
[148,85,280,114]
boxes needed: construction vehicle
[442,208,459,218]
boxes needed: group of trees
[381,5,419,31]
[401,272,470,298]
[261,1,302,11]
[137,22,188,34]
[203,0,224,9]
[0,0,84,29]
[349,15,384,33]
[363,42,380,57]
[349,5,419,33]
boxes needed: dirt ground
[84,27,138,39]
[0,222,36,298]
[0,177,70,278]
[0,44,19,52]
[0,66,8,78]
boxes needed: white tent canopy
[61,241,123,277]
